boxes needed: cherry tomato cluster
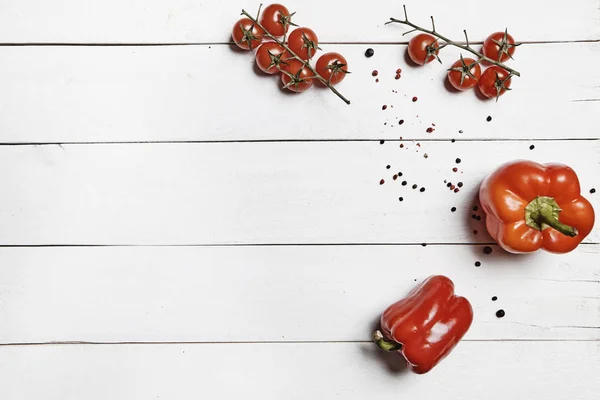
[232,4,350,94]
[407,30,518,100]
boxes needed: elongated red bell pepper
[373,275,473,374]
[480,160,595,254]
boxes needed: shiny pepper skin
[373,276,473,374]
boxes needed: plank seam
[0,138,598,146]
[0,39,598,46]
[0,243,597,248]
[0,339,598,347]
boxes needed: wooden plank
[0,0,598,43]
[0,342,597,399]
[0,245,597,343]
[0,43,598,143]
[0,140,597,245]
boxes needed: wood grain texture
[0,245,597,343]
[0,342,598,399]
[0,43,598,143]
[0,0,598,43]
[0,140,597,245]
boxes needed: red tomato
[478,66,512,100]
[260,4,294,37]
[482,30,518,62]
[447,57,481,91]
[315,52,349,85]
[232,18,264,50]
[407,34,439,65]
[255,42,289,74]
[287,27,319,60]
[281,59,314,92]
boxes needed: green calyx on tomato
[447,55,481,88]
[483,29,521,63]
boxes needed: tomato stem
[241,9,351,105]
[373,330,402,352]
[386,5,521,78]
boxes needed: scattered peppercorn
[426,127,434,133]
[483,246,493,254]
[496,309,506,318]
[459,130,463,133]
[476,216,482,221]
[420,187,425,192]
[376,78,379,83]
[386,165,391,169]
[365,48,374,58]
[412,96,418,102]
[455,158,462,164]
[451,207,457,212]
[486,116,492,122]
[380,140,385,144]
[491,296,497,301]
[399,197,404,202]
[402,181,407,186]
[475,261,481,267]
[451,139,456,143]
[399,143,404,148]
[398,172,403,177]
[372,70,379,77]
[395,74,401,80]
[393,174,398,180]
[473,230,479,235]
[472,214,477,219]
[382,105,387,110]
[452,167,458,172]
[454,188,459,193]
[472,206,479,211]
[590,188,596,194]
[396,68,402,74]
[423,153,429,159]
[421,243,427,247]
[529,145,535,150]
[412,184,418,189]
[380,179,385,185]
[399,119,405,125]
[447,182,452,188]
[450,185,456,190]
[458,182,463,187]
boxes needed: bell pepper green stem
[373,330,402,352]
[537,207,578,237]
[525,196,578,237]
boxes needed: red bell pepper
[373,275,473,374]
[480,160,595,254]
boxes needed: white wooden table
[0,1,598,398]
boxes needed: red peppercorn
[426,127,434,133]
[372,70,379,77]
[395,74,401,80]
[452,167,458,172]
[412,96,418,102]
[396,68,402,74]
[382,105,387,110]
[380,179,385,185]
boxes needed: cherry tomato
[287,27,319,60]
[255,42,289,74]
[478,66,512,100]
[482,30,518,62]
[260,4,294,37]
[232,18,264,50]
[281,59,314,92]
[315,52,349,85]
[407,34,439,65]
[447,57,481,91]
